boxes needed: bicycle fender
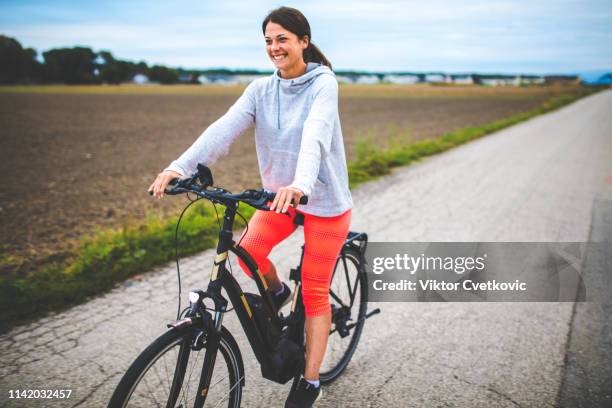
[167,317,194,330]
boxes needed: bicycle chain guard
[262,330,304,384]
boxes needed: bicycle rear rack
[344,231,368,267]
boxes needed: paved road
[1,90,611,407]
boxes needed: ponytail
[304,42,332,70]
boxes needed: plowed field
[0,84,580,273]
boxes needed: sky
[1,0,611,75]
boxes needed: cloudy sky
[1,0,611,74]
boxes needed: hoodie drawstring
[276,79,280,130]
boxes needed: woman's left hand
[270,186,304,213]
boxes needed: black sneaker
[270,282,291,311]
[285,377,322,408]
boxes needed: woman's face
[264,22,308,74]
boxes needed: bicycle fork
[166,251,230,407]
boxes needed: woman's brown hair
[262,6,332,70]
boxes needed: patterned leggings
[237,207,352,317]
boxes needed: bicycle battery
[244,292,303,384]
[244,292,281,348]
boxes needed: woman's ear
[301,35,309,50]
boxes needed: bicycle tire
[108,325,244,408]
[319,247,368,384]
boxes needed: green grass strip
[347,89,598,186]
[0,87,600,332]
[0,204,253,331]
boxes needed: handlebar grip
[148,178,179,196]
[264,190,308,206]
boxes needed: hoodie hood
[273,63,334,128]
[275,62,334,86]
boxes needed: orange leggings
[237,207,352,317]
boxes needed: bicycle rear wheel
[108,325,244,408]
[320,247,368,384]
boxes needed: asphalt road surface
[1,90,611,407]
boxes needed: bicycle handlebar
[149,165,308,212]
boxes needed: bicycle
[108,164,380,407]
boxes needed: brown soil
[0,85,570,273]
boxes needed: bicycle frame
[170,200,301,372]
[167,195,371,393]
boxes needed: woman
[148,6,352,407]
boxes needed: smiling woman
[147,6,352,408]
[262,7,332,76]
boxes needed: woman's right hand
[148,170,184,199]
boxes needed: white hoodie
[165,63,353,217]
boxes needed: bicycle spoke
[320,249,367,383]
[166,338,191,408]
[115,333,242,408]
[208,376,232,408]
[212,375,244,408]
[181,346,202,406]
[143,373,163,408]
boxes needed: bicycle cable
[173,196,203,320]
[172,189,255,317]
[210,202,250,313]
[235,206,249,249]
[226,205,248,282]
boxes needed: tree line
[0,34,194,85]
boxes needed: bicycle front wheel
[108,325,244,408]
[320,247,368,384]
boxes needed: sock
[274,284,286,296]
[305,378,320,388]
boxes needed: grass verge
[0,87,600,332]
[347,88,599,186]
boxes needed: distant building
[451,74,474,85]
[425,73,446,83]
[382,74,420,84]
[476,74,544,86]
[196,74,267,85]
[197,74,233,84]
[513,75,545,86]
[187,71,575,87]
[335,74,379,84]
[544,75,580,85]
[233,74,268,84]
[133,74,149,84]
[480,77,514,86]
